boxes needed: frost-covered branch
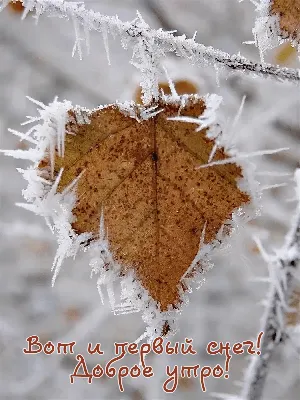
[1,0,300,99]
[241,169,300,400]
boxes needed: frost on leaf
[39,95,250,313]
[134,80,198,104]
[270,0,300,42]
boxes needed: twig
[241,169,300,400]
[1,0,300,86]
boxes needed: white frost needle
[168,115,202,124]
[0,148,42,161]
[83,20,91,55]
[250,277,272,284]
[22,2,33,20]
[227,95,246,148]
[8,129,38,145]
[196,147,289,169]
[21,115,42,125]
[286,196,298,203]
[101,22,111,65]
[256,171,292,177]
[72,14,83,60]
[61,170,85,196]
[208,142,218,163]
[253,235,271,264]
[50,168,64,195]
[210,393,242,400]
[15,202,40,213]
[266,260,288,309]
[260,183,288,191]
[163,66,178,98]
[200,221,207,248]
[26,96,46,109]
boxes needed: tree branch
[1,0,300,85]
[241,169,300,400]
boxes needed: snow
[168,93,223,131]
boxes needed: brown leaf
[8,1,24,13]
[43,96,250,312]
[270,0,300,42]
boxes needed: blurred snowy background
[0,1,299,399]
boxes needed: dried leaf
[270,0,300,42]
[43,96,250,312]
[8,1,24,13]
